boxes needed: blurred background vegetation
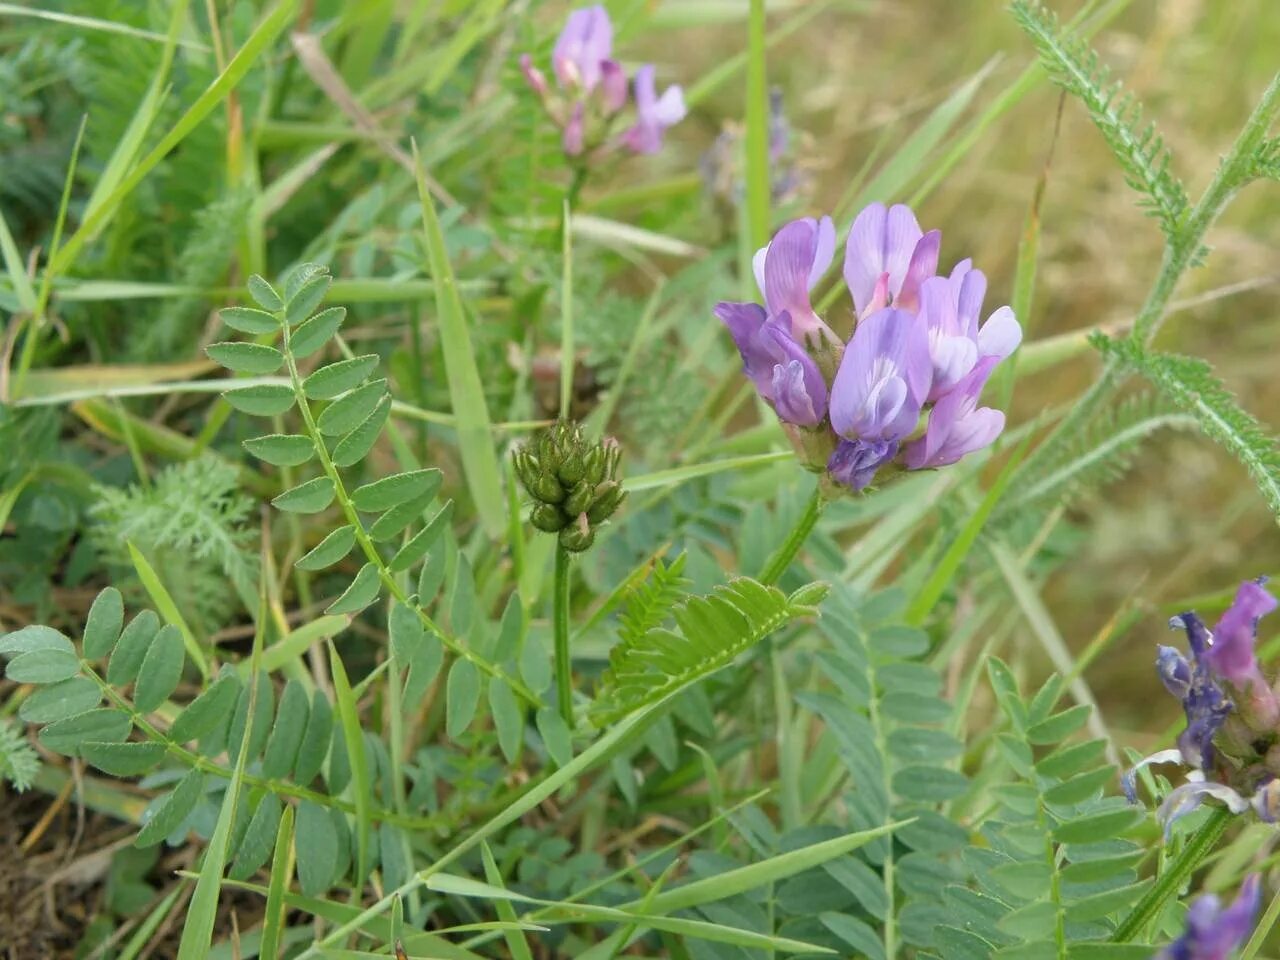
[1,0,1278,835]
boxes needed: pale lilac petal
[715,301,773,395]
[652,85,687,126]
[1156,779,1251,840]
[752,246,769,300]
[762,219,818,317]
[905,355,1003,468]
[829,307,929,441]
[599,59,628,113]
[843,203,924,316]
[955,266,987,339]
[1120,748,1186,804]
[977,306,1022,359]
[897,229,940,311]
[772,360,823,426]
[919,275,977,400]
[808,216,836,290]
[1207,579,1278,686]
[553,5,613,90]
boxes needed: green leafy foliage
[1011,1,1189,238]
[1093,333,1280,520]
[592,576,827,724]
[0,718,39,791]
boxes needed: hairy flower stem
[1017,71,1280,484]
[758,487,825,586]
[1110,806,1232,943]
[554,543,574,725]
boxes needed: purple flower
[829,307,931,442]
[1160,631,1233,771]
[713,305,827,426]
[519,54,549,97]
[562,102,586,156]
[903,356,1004,469]
[828,438,898,491]
[751,217,837,344]
[552,5,615,92]
[1203,579,1277,690]
[620,65,686,155]
[919,267,1023,401]
[843,203,940,318]
[1157,875,1261,960]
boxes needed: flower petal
[829,307,930,440]
[827,438,898,491]
[978,305,1022,359]
[897,229,940,311]
[809,216,836,290]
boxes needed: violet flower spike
[844,202,940,317]
[620,64,686,155]
[553,5,614,92]
[828,306,931,442]
[1157,874,1261,960]
[751,216,838,344]
[714,304,826,425]
[1203,579,1277,690]
[828,438,898,492]
[904,356,1005,469]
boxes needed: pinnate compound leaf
[0,624,74,657]
[40,708,131,755]
[137,769,205,847]
[331,395,391,467]
[272,477,335,514]
[1093,333,1280,522]
[170,673,242,743]
[219,306,278,335]
[592,577,820,724]
[82,587,125,659]
[351,469,442,513]
[446,659,481,739]
[82,740,166,777]
[304,355,378,400]
[230,794,284,880]
[390,501,454,572]
[19,676,101,723]
[325,563,381,615]
[6,648,79,684]
[293,691,334,784]
[316,380,386,437]
[247,274,283,311]
[1026,704,1091,745]
[450,555,476,636]
[223,383,295,416]
[417,548,449,606]
[367,492,433,542]
[290,306,345,358]
[295,525,357,571]
[285,274,332,327]
[133,625,185,711]
[295,800,339,896]
[261,680,310,779]
[243,434,315,467]
[206,342,284,375]
[489,679,523,762]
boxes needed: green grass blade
[744,0,770,249]
[51,0,301,275]
[0,205,35,314]
[258,804,296,960]
[560,199,575,417]
[480,842,535,960]
[126,541,210,679]
[412,143,506,538]
[904,435,1030,626]
[329,640,372,895]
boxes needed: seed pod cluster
[512,420,626,552]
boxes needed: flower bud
[559,513,595,552]
[530,471,565,504]
[531,503,567,533]
[557,450,586,486]
[586,482,625,524]
[564,481,594,517]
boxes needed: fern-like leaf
[617,554,692,648]
[1011,1,1189,238]
[0,718,39,792]
[1093,333,1280,520]
[1001,394,1197,516]
[591,578,828,724]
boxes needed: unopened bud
[564,481,594,517]
[531,503,567,533]
[530,471,565,504]
[559,513,595,552]
[586,483,626,524]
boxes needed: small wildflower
[1124,579,1280,835]
[1156,874,1261,960]
[513,421,626,553]
[701,87,807,208]
[715,202,1020,491]
[519,5,684,163]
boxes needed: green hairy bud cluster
[512,420,626,552]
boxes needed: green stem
[1110,806,1233,943]
[1015,71,1280,485]
[554,543,573,726]
[757,487,824,586]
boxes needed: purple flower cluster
[716,204,1021,492]
[520,5,685,159]
[1158,874,1260,960]
[1126,578,1280,833]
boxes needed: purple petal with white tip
[553,5,613,91]
[844,203,925,317]
[829,307,931,441]
[905,356,1004,469]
